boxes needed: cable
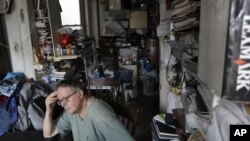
[166,45,188,96]
[166,47,183,87]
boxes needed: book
[173,21,199,32]
[153,114,166,124]
[173,17,198,28]
[152,118,179,137]
[172,4,192,16]
[172,0,186,6]
[151,124,177,141]
[174,0,190,9]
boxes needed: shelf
[104,19,129,21]
[100,46,140,50]
[47,55,80,62]
[35,17,49,20]
[119,64,137,66]
[82,53,95,58]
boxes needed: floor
[124,94,159,141]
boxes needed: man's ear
[79,90,84,98]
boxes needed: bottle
[56,44,61,56]
[66,44,71,55]
[49,62,56,82]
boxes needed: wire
[166,47,182,88]
[166,45,188,97]
[166,47,173,84]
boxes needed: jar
[66,48,71,55]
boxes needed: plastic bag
[103,19,125,36]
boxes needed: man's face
[56,87,82,114]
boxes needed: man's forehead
[57,87,74,96]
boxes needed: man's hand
[43,91,59,138]
[45,92,58,113]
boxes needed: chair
[110,102,140,138]
[88,78,122,103]
[88,78,139,137]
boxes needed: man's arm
[43,92,58,138]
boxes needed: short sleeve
[55,111,71,137]
[90,99,135,141]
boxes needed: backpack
[0,83,23,136]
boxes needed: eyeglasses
[57,90,77,106]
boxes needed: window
[59,0,82,30]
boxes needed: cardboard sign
[223,0,250,101]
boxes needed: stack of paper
[172,4,192,16]
[54,71,66,80]
[171,0,201,34]
[54,69,75,80]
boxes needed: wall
[4,0,35,79]
[198,0,230,109]
[87,0,99,46]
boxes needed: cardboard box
[130,11,148,28]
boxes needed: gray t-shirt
[55,97,134,141]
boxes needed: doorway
[0,15,12,79]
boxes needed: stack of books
[171,0,201,35]
[151,114,179,140]
[54,71,66,80]
[54,69,75,81]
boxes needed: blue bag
[0,83,23,136]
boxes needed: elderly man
[43,77,134,141]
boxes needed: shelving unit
[97,0,157,98]
[28,0,97,81]
[30,0,62,62]
[27,0,61,81]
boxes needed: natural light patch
[59,0,81,26]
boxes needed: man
[43,77,134,141]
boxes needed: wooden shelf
[35,17,49,20]
[47,55,80,62]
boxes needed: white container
[124,92,130,102]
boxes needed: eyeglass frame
[57,90,78,106]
